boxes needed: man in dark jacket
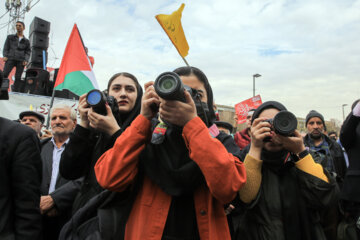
[340,99,360,239]
[2,21,31,92]
[0,117,42,239]
[303,110,347,181]
[19,110,45,138]
[40,104,81,239]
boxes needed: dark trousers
[3,59,25,92]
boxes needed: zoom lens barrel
[272,110,298,136]
[154,72,186,102]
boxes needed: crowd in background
[1,57,359,239]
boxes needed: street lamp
[253,73,261,97]
[342,104,348,122]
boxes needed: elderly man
[40,104,81,239]
[19,110,44,137]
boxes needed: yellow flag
[155,3,189,58]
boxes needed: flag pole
[181,56,190,67]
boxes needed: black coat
[0,117,42,239]
[235,161,337,240]
[59,125,122,213]
[2,34,31,62]
[340,113,360,202]
[40,138,82,210]
[40,138,82,239]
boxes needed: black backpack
[59,174,142,240]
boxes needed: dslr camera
[86,89,119,116]
[153,71,211,126]
[154,72,199,102]
[263,110,298,142]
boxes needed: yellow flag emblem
[156,3,189,58]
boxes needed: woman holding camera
[235,101,337,240]
[59,72,143,213]
[94,66,246,240]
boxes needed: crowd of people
[0,21,359,240]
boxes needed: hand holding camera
[78,93,91,128]
[159,90,197,127]
[273,130,306,155]
[81,90,121,135]
[250,117,273,149]
[141,81,161,120]
[87,104,120,136]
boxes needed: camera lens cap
[87,89,102,106]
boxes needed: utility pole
[253,73,261,97]
[4,0,40,34]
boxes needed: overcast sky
[1,0,359,121]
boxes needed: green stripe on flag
[55,71,95,96]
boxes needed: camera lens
[273,110,297,136]
[154,72,185,101]
[159,76,176,93]
[87,90,102,106]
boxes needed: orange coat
[95,115,246,240]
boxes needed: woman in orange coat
[95,66,246,240]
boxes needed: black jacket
[3,34,31,62]
[0,117,42,240]
[340,113,360,202]
[60,125,123,213]
[40,138,82,211]
[235,157,337,240]
[304,133,347,180]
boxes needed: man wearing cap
[303,110,346,181]
[19,110,45,138]
[234,109,255,149]
[215,121,234,135]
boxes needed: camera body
[154,72,199,102]
[86,89,119,116]
[263,110,298,142]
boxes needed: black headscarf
[140,66,240,196]
[109,72,143,131]
[250,100,314,240]
[94,73,143,153]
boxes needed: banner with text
[235,95,262,124]
[0,92,78,125]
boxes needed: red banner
[235,95,262,124]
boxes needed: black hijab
[140,66,239,196]
[251,101,314,240]
[109,72,143,131]
[95,73,143,152]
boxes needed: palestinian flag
[54,24,98,96]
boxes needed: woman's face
[180,74,208,103]
[108,75,138,113]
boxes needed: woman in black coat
[59,72,143,213]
